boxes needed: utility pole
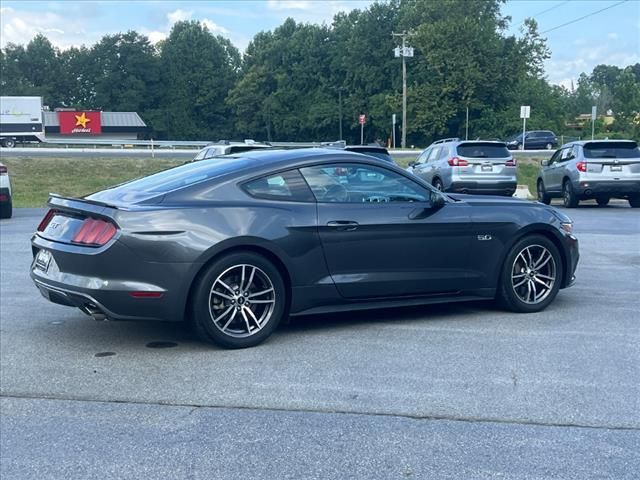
[392,32,413,149]
[338,89,343,141]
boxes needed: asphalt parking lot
[1,203,639,479]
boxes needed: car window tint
[548,150,562,165]
[457,143,510,158]
[194,149,207,161]
[300,164,428,203]
[244,170,314,202]
[583,142,640,159]
[560,148,574,161]
[417,149,430,164]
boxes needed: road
[1,205,639,479]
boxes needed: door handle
[327,220,359,231]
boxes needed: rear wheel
[629,195,640,208]
[562,180,578,208]
[191,252,286,348]
[545,143,553,150]
[537,180,551,205]
[432,178,443,191]
[517,143,523,150]
[497,235,562,313]
[596,196,610,206]
[2,138,16,148]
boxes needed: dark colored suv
[506,131,558,150]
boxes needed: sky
[1,0,638,89]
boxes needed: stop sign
[359,114,366,125]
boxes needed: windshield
[583,142,640,159]
[457,143,510,158]
[357,151,394,162]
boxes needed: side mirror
[431,191,446,209]
[541,159,549,167]
[408,161,417,167]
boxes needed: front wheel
[497,235,563,313]
[2,138,16,148]
[432,178,443,191]
[562,180,579,208]
[546,143,553,150]
[537,180,551,205]
[0,199,12,219]
[191,252,286,348]
[629,195,640,208]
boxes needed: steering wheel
[322,184,349,202]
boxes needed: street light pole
[392,32,413,149]
[338,89,343,141]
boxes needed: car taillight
[576,162,587,172]
[505,158,517,167]
[448,157,469,167]
[72,218,117,246]
[0,165,7,175]
[37,209,57,231]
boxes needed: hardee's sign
[58,111,102,135]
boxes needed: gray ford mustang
[31,149,579,348]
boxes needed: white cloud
[607,32,619,40]
[202,19,229,35]
[167,9,193,24]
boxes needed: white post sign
[391,114,396,149]
[591,106,597,140]
[520,106,530,150]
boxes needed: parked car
[0,162,12,218]
[537,140,640,208]
[343,145,395,164]
[31,149,578,348]
[407,138,517,196]
[506,131,558,150]
[190,140,272,162]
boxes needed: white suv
[0,162,12,218]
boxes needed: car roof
[565,139,637,146]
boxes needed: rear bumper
[30,235,193,322]
[575,180,640,197]
[448,181,517,196]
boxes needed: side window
[300,163,429,203]
[417,149,430,164]
[244,169,314,202]
[204,148,219,159]
[193,149,207,161]
[548,150,562,165]
[560,148,574,162]
[427,147,442,162]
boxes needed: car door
[299,162,474,299]
[525,132,538,149]
[411,148,432,181]
[547,147,574,192]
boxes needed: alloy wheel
[208,264,276,338]
[511,244,557,305]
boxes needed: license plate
[35,249,52,272]
[481,165,493,172]
[610,165,622,172]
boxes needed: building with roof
[44,110,148,140]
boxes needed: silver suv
[407,139,517,196]
[537,140,640,208]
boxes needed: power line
[541,0,629,34]
[532,1,570,19]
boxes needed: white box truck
[0,96,46,147]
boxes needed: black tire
[2,138,16,148]
[537,180,551,205]
[562,180,578,208]
[190,251,287,348]
[517,143,523,150]
[629,195,640,208]
[595,196,610,206]
[497,234,563,313]
[432,178,444,191]
[545,143,553,150]
[0,200,12,219]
